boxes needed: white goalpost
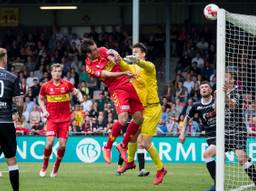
[217,9,256,191]
[216,8,226,191]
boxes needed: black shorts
[206,137,216,146]
[225,131,247,152]
[0,123,17,158]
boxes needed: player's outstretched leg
[40,136,54,177]
[118,142,137,174]
[236,150,256,185]
[7,157,19,191]
[103,121,123,164]
[203,145,216,191]
[51,139,66,178]
[146,144,167,185]
[116,120,141,162]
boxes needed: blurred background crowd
[1,25,255,137]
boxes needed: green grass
[0,163,212,191]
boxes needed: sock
[42,148,52,169]
[205,157,216,183]
[243,160,256,184]
[54,148,65,171]
[8,165,19,191]
[122,121,140,148]
[118,154,124,166]
[147,144,163,171]
[128,142,137,163]
[137,149,145,171]
[105,121,123,149]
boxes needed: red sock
[105,121,123,149]
[54,148,65,171]
[122,121,140,148]
[42,148,52,169]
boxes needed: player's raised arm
[136,59,155,73]
[101,70,134,78]
[178,115,190,144]
[179,102,196,143]
[72,88,84,103]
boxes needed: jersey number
[0,80,4,97]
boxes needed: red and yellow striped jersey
[39,79,74,122]
[85,47,130,93]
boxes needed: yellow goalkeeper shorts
[140,103,162,136]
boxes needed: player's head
[199,81,212,98]
[81,38,98,60]
[225,72,236,88]
[0,48,7,67]
[132,43,147,60]
[50,63,63,80]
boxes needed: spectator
[26,56,36,72]
[34,64,44,80]
[29,106,41,129]
[196,37,209,52]
[191,53,204,68]
[82,95,93,112]
[167,116,179,136]
[25,96,35,113]
[201,61,214,80]
[86,76,97,97]
[26,71,39,88]
[186,118,200,136]
[31,79,40,98]
[80,81,90,96]
[183,73,194,95]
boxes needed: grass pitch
[0,163,212,191]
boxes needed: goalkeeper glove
[124,55,139,64]
[107,49,119,57]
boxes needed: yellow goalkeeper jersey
[120,59,160,106]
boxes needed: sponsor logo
[76,138,101,163]
[61,87,65,93]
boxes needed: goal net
[217,9,256,191]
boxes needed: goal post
[216,8,226,191]
[217,9,256,191]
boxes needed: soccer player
[111,43,167,185]
[81,39,144,163]
[224,72,256,186]
[179,81,216,191]
[0,48,24,191]
[39,63,84,177]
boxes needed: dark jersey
[0,68,23,122]
[187,97,216,140]
[225,86,245,132]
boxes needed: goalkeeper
[109,43,167,185]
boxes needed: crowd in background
[1,26,255,137]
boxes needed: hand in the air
[124,55,139,64]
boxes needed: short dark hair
[132,42,148,55]
[226,71,237,82]
[50,63,63,71]
[200,81,212,88]
[0,52,6,59]
[80,38,95,54]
